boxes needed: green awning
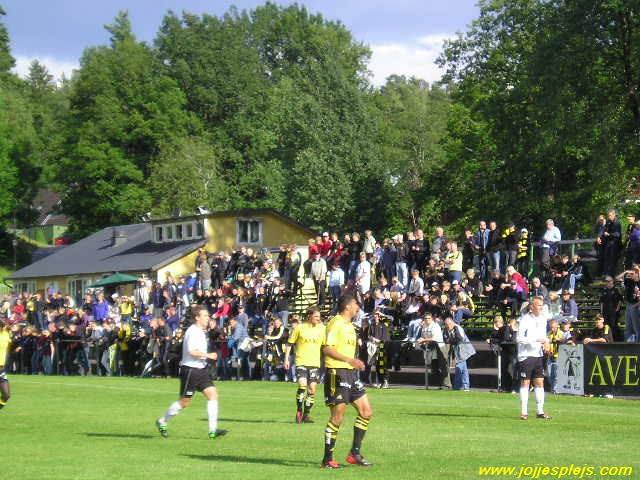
[88,272,139,288]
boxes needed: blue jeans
[450,270,462,283]
[562,273,583,291]
[454,361,469,390]
[490,251,501,273]
[625,305,640,342]
[348,260,358,280]
[42,355,53,375]
[395,262,408,288]
[454,308,472,324]
[407,319,422,341]
[547,359,558,392]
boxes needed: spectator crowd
[2,209,640,392]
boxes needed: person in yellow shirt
[445,241,464,283]
[284,307,326,424]
[0,320,12,410]
[321,294,373,469]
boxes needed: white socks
[161,401,182,424]
[207,399,219,433]
[534,387,545,415]
[520,387,529,416]
[160,399,219,433]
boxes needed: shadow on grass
[182,453,317,467]
[405,412,509,420]
[201,417,294,425]
[83,432,154,439]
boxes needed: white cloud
[368,34,452,87]
[13,55,79,83]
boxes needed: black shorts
[519,357,545,381]
[297,366,320,384]
[179,366,215,398]
[325,368,366,406]
[0,367,7,383]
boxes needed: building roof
[9,223,205,280]
[32,189,70,226]
[152,208,317,237]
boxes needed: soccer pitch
[3,377,638,480]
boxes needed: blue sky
[3,0,479,85]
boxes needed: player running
[321,294,374,469]
[0,320,11,410]
[284,306,326,424]
[517,296,552,420]
[156,306,227,439]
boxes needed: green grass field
[2,376,639,480]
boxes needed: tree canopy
[0,1,637,247]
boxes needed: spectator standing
[487,221,502,274]
[473,221,490,282]
[328,263,345,313]
[600,276,623,341]
[311,253,328,308]
[443,316,475,391]
[600,209,622,277]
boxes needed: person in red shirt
[319,232,333,258]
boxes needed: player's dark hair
[337,294,356,313]
[306,306,321,319]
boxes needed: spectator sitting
[560,290,579,321]
[462,269,483,298]
[583,314,613,345]
[560,320,575,345]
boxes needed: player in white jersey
[517,296,552,420]
[156,305,227,439]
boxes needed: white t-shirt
[517,312,549,361]
[181,324,208,369]
[356,261,371,293]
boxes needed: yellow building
[9,208,316,303]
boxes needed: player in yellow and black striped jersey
[321,294,374,469]
[284,307,326,424]
[0,320,12,410]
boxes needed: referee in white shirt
[517,297,552,420]
[156,305,227,439]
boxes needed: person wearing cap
[559,290,578,321]
[311,252,328,307]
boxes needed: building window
[156,226,163,242]
[166,225,173,241]
[186,223,193,238]
[15,281,37,294]
[68,278,89,306]
[237,219,262,245]
[176,224,183,240]
[196,222,204,237]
